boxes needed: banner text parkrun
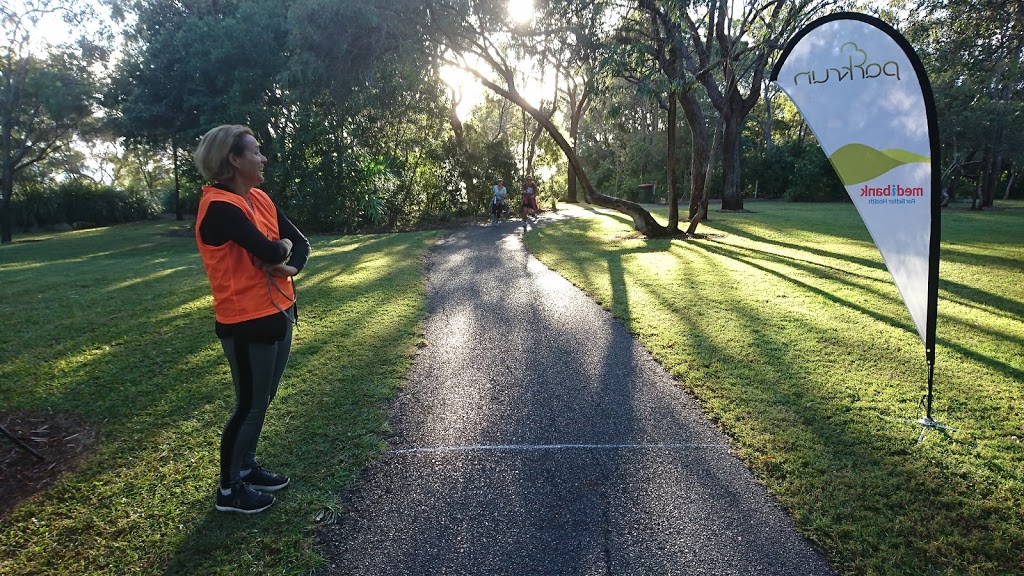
[793,42,901,85]
[860,184,924,205]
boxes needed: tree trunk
[566,90,585,203]
[527,124,539,176]
[678,90,708,221]
[1,117,12,244]
[976,146,995,209]
[520,107,528,174]
[720,112,743,210]
[448,92,476,212]
[172,138,182,221]
[1,73,15,243]
[686,118,723,235]
[972,153,987,210]
[762,80,774,157]
[984,131,1004,208]
[665,91,679,231]
[941,172,955,207]
[567,160,578,203]
[0,191,10,243]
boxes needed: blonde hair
[194,125,255,182]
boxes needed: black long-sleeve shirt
[198,197,310,272]
[198,186,311,340]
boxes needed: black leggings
[218,321,293,488]
[492,200,507,219]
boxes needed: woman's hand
[278,238,293,258]
[255,258,298,277]
[262,262,299,277]
[253,238,293,275]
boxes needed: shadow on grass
[694,236,1024,384]
[1,222,442,575]
[0,222,182,268]
[160,232,438,574]
[721,223,1024,333]
[526,211,1023,573]
[939,243,1024,272]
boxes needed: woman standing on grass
[193,125,310,514]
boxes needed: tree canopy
[1,0,108,243]
[1,0,1020,242]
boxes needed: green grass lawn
[525,200,1024,575]
[0,221,440,575]
[2,200,1021,575]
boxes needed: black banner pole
[925,355,935,422]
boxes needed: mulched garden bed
[0,411,99,518]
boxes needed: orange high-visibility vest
[195,185,295,324]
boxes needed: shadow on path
[316,217,834,575]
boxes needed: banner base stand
[879,414,957,444]
[912,417,956,444]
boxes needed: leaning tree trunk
[686,118,723,235]
[678,90,709,221]
[478,78,668,236]
[565,83,589,204]
[525,101,553,179]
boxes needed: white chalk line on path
[388,443,729,455]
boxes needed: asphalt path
[317,211,835,575]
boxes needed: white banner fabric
[773,17,933,344]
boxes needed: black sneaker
[241,464,289,492]
[215,482,275,514]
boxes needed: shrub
[12,183,63,230]
[11,180,162,230]
[784,148,847,202]
[745,147,796,199]
[160,187,201,216]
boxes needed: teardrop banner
[770,12,947,434]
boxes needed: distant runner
[491,178,509,226]
[521,176,538,226]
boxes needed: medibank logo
[861,184,925,205]
[793,42,901,85]
[861,184,924,197]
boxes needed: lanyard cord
[266,273,298,326]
